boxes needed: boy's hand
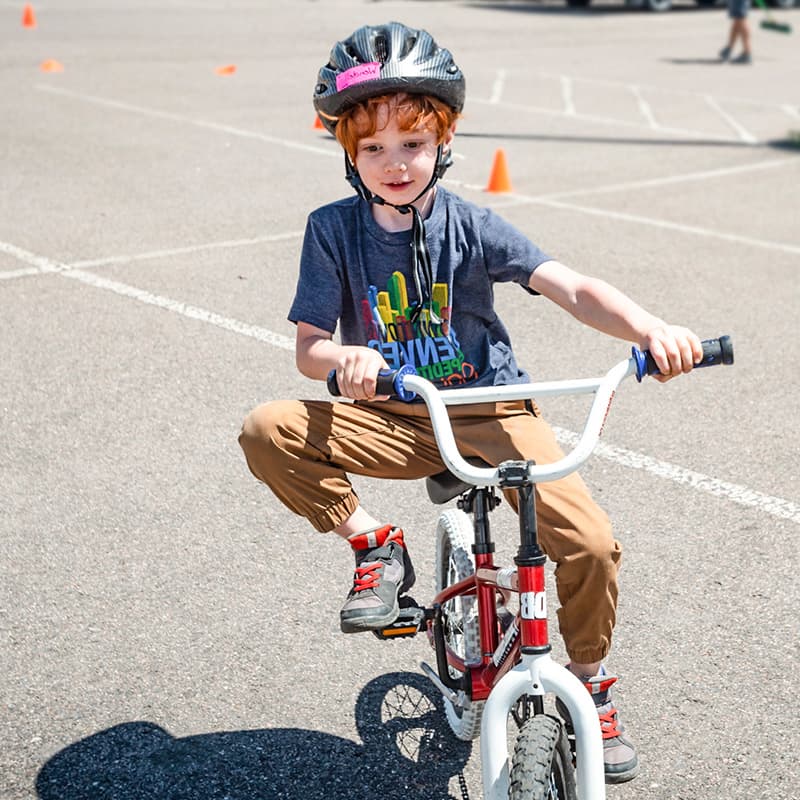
[640,326,703,383]
[334,347,391,400]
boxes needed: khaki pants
[239,398,621,663]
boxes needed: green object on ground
[752,0,793,33]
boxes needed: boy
[239,22,703,783]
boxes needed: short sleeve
[287,213,343,333]
[479,208,552,295]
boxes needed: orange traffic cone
[485,148,514,193]
[22,4,37,28]
[313,115,325,130]
[40,59,64,73]
[214,64,237,75]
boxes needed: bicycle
[328,335,734,800]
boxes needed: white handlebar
[403,356,638,487]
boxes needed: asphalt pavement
[2,1,799,799]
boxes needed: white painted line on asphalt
[530,197,800,257]
[35,84,339,158]
[535,156,799,202]
[447,167,800,257]
[560,76,576,116]
[1,240,296,347]
[68,232,304,269]
[1,238,796,523]
[704,94,757,145]
[535,69,797,112]
[489,70,506,104]
[783,104,800,121]
[470,97,744,144]
[63,268,296,350]
[554,427,800,524]
[0,233,304,281]
[0,241,68,278]
[631,85,658,130]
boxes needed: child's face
[353,98,454,211]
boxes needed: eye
[361,143,381,153]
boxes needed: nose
[384,155,407,173]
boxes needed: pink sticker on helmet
[336,62,382,91]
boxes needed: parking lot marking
[0,241,68,277]
[560,76,576,116]
[0,233,304,281]
[35,84,339,158]
[489,69,506,104]
[535,69,797,114]
[704,94,757,145]
[69,232,304,270]
[2,237,796,524]
[447,162,800,258]
[64,268,296,350]
[530,198,800,257]
[471,96,743,145]
[631,85,658,130]
[534,157,799,202]
[555,428,800,525]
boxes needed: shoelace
[352,562,382,592]
[598,705,622,740]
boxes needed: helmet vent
[374,33,388,63]
[398,35,416,60]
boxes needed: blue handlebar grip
[326,365,417,402]
[633,335,734,382]
[380,365,417,402]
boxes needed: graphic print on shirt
[362,271,478,387]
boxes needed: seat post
[471,487,496,557]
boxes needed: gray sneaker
[340,526,416,633]
[731,52,752,64]
[719,45,732,61]
[556,667,640,784]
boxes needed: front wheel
[510,715,577,800]
[434,509,483,741]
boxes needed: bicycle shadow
[36,672,473,800]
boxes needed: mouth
[382,180,413,191]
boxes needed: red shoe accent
[348,525,405,552]
[586,676,617,696]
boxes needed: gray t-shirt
[288,187,551,389]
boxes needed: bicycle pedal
[372,600,425,640]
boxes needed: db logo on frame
[520,591,547,620]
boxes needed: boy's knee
[238,400,296,456]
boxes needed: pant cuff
[308,492,360,533]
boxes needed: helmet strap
[344,145,451,325]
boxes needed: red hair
[331,93,459,161]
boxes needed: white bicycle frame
[401,354,639,800]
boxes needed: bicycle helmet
[313,22,465,135]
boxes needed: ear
[442,122,456,151]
